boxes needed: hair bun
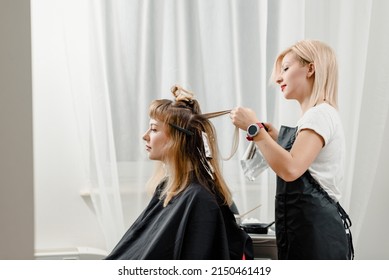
[171,85,194,103]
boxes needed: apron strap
[337,202,352,228]
[337,202,355,260]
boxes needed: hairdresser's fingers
[231,107,259,131]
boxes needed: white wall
[32,1,107,254]
[0,0,34,259]
[33,70,107,253]
[355,118,389,259]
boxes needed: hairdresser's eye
[283,67,289,72]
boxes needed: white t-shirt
[296,103,345,202]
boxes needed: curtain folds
[57,0,388,255]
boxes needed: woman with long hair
[105,85,252,260]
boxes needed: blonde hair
[148,86,232,207]
[271,40,339,108]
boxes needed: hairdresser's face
[142,119,170,162]
[276,52,312,102]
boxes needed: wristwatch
[246,122,264,141]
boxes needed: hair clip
[169,123,194,136]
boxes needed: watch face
[248,124,258,136]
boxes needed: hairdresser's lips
[145,145,151,152]
[281,85,286,92]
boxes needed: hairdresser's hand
[230,107,259,131]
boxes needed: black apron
[275,126,354,260]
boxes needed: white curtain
[52,0,389,257]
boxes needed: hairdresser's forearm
[252,132,302,182]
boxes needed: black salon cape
[105,181,253,260]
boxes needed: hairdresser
[230,40,354,260]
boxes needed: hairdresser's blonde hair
[271,40,339,108]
